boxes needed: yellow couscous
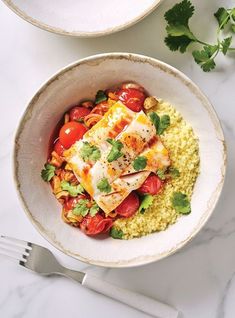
[114,100,200,239]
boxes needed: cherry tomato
[117,88,145,112]
[115,192,140,218]
[64,194,90,211]
[54,140,66,156]
[138,174,162,195]
[80,214,113,235]
[59,121,87,149]
[69,106,91,121]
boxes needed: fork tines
[0,235,31,264]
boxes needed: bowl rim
[13,52,227,268]
[2,0,163,37]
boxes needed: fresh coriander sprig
[106,138,124,162]
[139,194,154,214]
[164,0,235,72]
[80,141,101,162]
[149,112,170,135]
[72,199,99,217]
[41,164,55,182]
[97,178,111,193]
[61,181,84,197]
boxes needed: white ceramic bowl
[14,53,226,267]
[2,0,162,37]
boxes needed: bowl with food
[14,53,226,267]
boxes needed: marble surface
[0,0,235,317]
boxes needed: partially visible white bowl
[2,0,162,37]
[14,53,226,267]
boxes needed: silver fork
[0,235,178,318]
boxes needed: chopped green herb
[72,199,89,217]
[149,112,170,135]
[158,115,170,135]
[110,227,123,239]
[97,178,111,193]
[72,199,100,217]
[133,156,147,171]
[164,1,235,72]
[89,202,100,217]
[80,141,101,162]
[106,138,124,162]
[171,192,191,214]
[169,167,180,178]
[139,194,154,214]
[95,90,108,104]
[41,164,55,182]
[156,169,166,180]
[149,112,160,133]
[61,181,84,197]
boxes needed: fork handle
[82,274,179,318]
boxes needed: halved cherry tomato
[117,88,145,112]
[59,121,87,149]
[80,214,113,235]
[69,106,91,121]
[64,194,90,211]
[138,174,162,195]
[54,140,66,156]
[115,192,140,218]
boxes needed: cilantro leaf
[169,167,180,178]
[149,112,170,135]
[232,8,235,20]
[41,164,55,182]
[89,202,99,217]
[232,25,235,33]
[164,0,196,53]
[106,138,124,162]
[158,115,170,135]
[157,169,166,180]
[139,194,154,214]
[149,112,160,132]
[214,8,230,29]
[171,192,191,214]
[97,178,111,193]
[61,181,84,197]
[164,35,194,53]
[192,45,218,72]
[166,25,196,41]
[133,156,147,171]
[72,199,99,217]
[221,36,232,55]
[95,90,107,104]
[80,142,101,162]
[164,0,194,26]
[110,227,123,239]
[72,199,89,217]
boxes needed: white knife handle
[82,274,179,318]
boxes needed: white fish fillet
[64,102,170,214]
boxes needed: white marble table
[0,0,235,317]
